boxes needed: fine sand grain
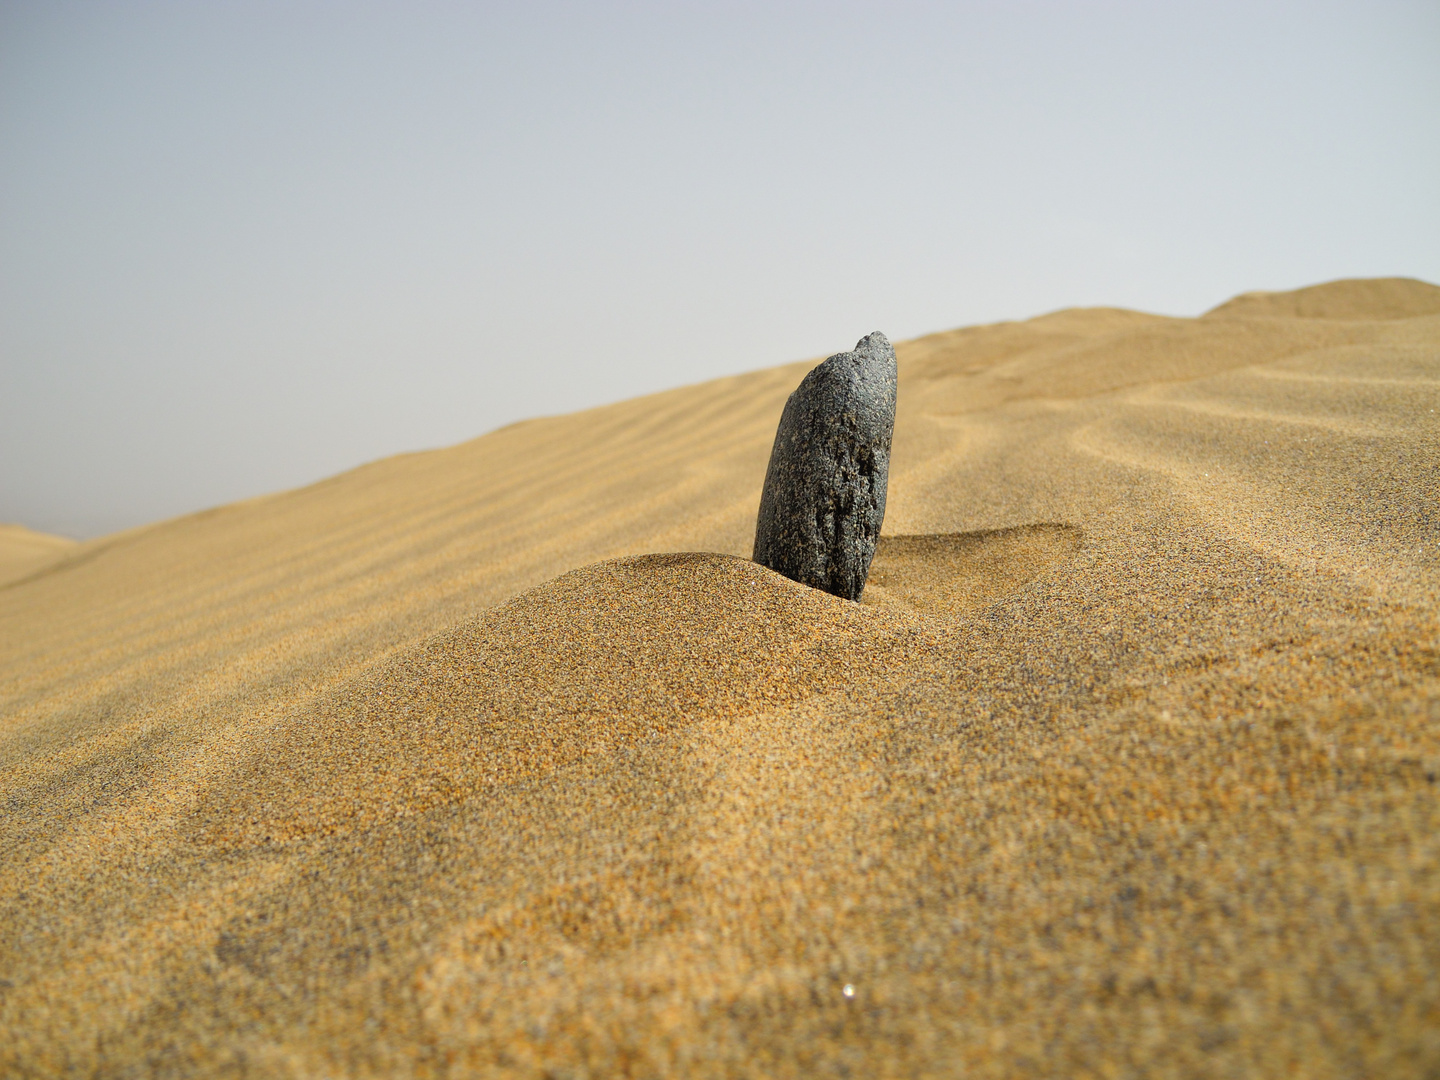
[2,277,1438,1077]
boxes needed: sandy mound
[2,277,1438,1077]
[198,533,1077,848]
[197,553,929,848]
[0,524,77,588]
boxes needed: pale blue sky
[3,1,1437,537]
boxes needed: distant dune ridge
[2,278,1438,1077]
[0,523,76,588]
[1203,275,1440,321]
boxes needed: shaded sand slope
[2,278,1438,1077]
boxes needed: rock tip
[852,330,894,361]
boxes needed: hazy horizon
[4,1,1438,539]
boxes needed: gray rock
[753,331,897,601]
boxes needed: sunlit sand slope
[2,278,1438,1077]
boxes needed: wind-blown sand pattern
[2,277,1438,1077]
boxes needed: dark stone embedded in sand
[753,331,897,601]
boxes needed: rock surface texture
[753,331,897,601]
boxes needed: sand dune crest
[1204,276,1440,321]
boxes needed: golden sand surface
[0,524,77,589]
[2,277,1438,1077]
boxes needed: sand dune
[1204,275,1440,321]
[2,278,1438,1076]
[0,524,77,588]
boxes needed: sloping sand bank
[2,278,1438,1077]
